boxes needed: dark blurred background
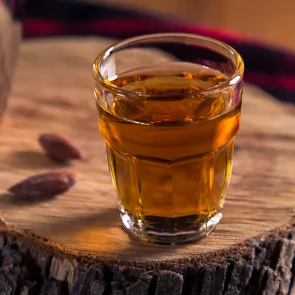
[3,0,295,105]
[90,0,295,52]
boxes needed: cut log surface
[0,35,295,294]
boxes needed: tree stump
[0,36,295,295]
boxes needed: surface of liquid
[96,63,241,232]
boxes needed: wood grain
[0,38,294,264]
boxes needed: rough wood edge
[1,219,295,295]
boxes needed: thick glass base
[120,206,222,245]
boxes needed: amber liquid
[96,63,241,240]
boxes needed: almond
[39,133,83,162]
[8,171,76,200]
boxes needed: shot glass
[93,33,244,244]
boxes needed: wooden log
[0,37,295,294]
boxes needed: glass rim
[93,33,244,98]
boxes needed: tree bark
[0,223,294,295]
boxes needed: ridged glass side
[106,140,234,244]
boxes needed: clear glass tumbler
[93,33,244,244]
